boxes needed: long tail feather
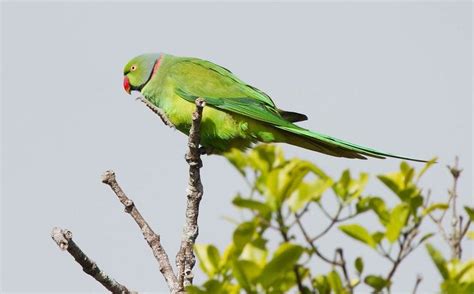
[277,125,427,162]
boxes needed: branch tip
[50,227,136,293]
[101,170,116,184]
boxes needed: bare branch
[51,227,136,294]
[428,157,466,260]
[294,212,342,266]
[137,96,175,129]
[447,157,463,259]
[311,202,357,242]
[386,224,420,285]
[101,171,179,292]
[176,98,206,291]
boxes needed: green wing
[175,88,426,162]
[171,58,426,161]
[173,57,277,107]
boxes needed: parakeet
[123,53,425,162]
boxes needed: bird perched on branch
[123,53,425,162]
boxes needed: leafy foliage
[188,145,471,293]
[426,244,474,294]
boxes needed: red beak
[123,76,131,94]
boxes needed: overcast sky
[2,2,472,293]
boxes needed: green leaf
[240,240,268,266]
[356,196,371,213]
[386,203,410,243]
[455,260,474,281]
[333,170,351,199]
[224,148,248,176]
[280,161,314,200]
[468,231,474,240]
[419,232,435,244]
[378,170,419,202]
[233,221,256,250]
[232,195,272,217]
[202,279,224,294]
[355,257,364,275]
[258,243,304,288]
[348,172,369,200]
[195,244,220,278]
[378,173,402,195]
[441,279,474,294]
[186,285,207,294]
[409,194,424,214]
[416,157,437,180]
[265,159,328,208]
[232,259,261,292]
[464,206,474,221]
[372,231,385,244]
[399,186,420,202]
[426,243,449,279]
[313,275,330,294]
[339,224,376,248]
[400,161,415,185]
[248,145,273,173]
[207,245,220,272]
[288,177,333,212]
[422,203,449,216]
[364,275,389,291]
[368,196,390,225]
[327,270,346,294]
[219,244,236,270]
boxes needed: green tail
[277,125,427,162]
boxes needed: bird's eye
[131,65,137,71]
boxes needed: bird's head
[123,53,161,94]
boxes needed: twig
[311,203,344,242]
[294,212,342,266]
[276,208,306,293]
[137,96,175,129]
[336,248,353,292]
[376,244,395,263]
[176,98,206,291]
[447,157,462,259]
[412,274,423,294]
[51,227,136,294]
[427,158,466,260]
[385,224,420,287]
[101,171,179,292]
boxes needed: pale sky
[2,2,472,293]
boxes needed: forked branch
[52,98,205,293]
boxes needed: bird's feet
[198,146,216,156]
[198,146,208,155]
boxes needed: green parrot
[123,53,425,162]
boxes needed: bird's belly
[165,99,254,153]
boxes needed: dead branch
[51,227,136,294]
[175,98,206,291]
[101,171,179,292]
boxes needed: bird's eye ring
[131,65,137,71]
